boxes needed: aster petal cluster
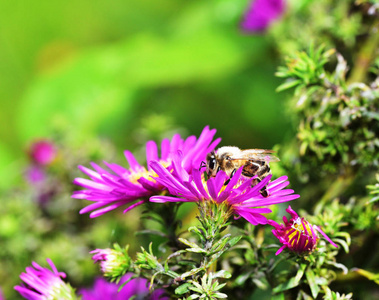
[241,0,286,33]
[269,205,338,255]
[79,274,168,300]
[14,258,75,300]
[72,126,220,218]
[149,153,299,225]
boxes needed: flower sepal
[91,244,132,283]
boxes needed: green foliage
[2,0,379,299]
[276,44,335,92]
[183,273,228,300]
[367,173,379,204]
[277,46,379,177]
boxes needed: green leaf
[305,267,320,299]
[273,263,307,293]
[228,235,243,248]
[213,270,232,279]
[186,248,207,254]
[181,267,204,279]
[271,293,285,300]
[175,283,192,295]
[178,238,201,249]
[353,268,379,285]
[276,79,303,92]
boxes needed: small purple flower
[79,274,168,300]
[72,126,220,218]
[14,258,75,300]
[241,0,286,33]
[269,205,338,255]
[28,140,57,166]
[149,153,299,225]
[0,288,5,300]
[25,166,46,184]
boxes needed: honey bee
[202,146,280,197]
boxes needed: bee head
[206,151,219,178]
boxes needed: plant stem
[314,172,355,215]
[348,19,379,84]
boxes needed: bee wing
[229,149,280,162]
[241,149,276,154]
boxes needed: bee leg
[251,177,269,197]
[224,169,237,186]
[260,185,269,197]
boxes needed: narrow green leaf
[178,238,201,249]
[175,283,192,295]
[228,235,243,248]
[305,267,320,299]
[273,263,306,293]
[186,247,207,254]
[353,268,379,285]
[276,79,302,92]
[213,270,232,279]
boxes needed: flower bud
[91,245,131,281]
[135,244,160,271]
[269,205,338,255]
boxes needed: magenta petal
[275,245,287,255]
[150,196,193,203]
[123,200,145,214]
[314,226,338,248]
[146,141,159,170]
[161,138,171,160]
[124,150,142,172]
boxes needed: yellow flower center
[286,217,319,249]
[127,161,171,184]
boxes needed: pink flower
[269,205,338,255]
[150,153,299,225]
[28,140,57,166]
[14,258,75,300]
[79,274,168,300]
[241,0,286,33]
[25,166,46,184]
[72,126,220,218]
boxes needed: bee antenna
[199,161,206,171]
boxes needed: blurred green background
[0,0,291,190]
[0,0,293,298]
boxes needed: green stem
[348,19,379,84]
[314,172,355,215]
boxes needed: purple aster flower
[72,126,220,218]
[241,0,286,33]
[14,258,76,300]
[28,140,57,166]
[0,288,4,300]
[269,205,338,255]
[149,153,299,225]
[79,274,168,300]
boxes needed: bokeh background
[0,0,290,185]
[0,0,307,299]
